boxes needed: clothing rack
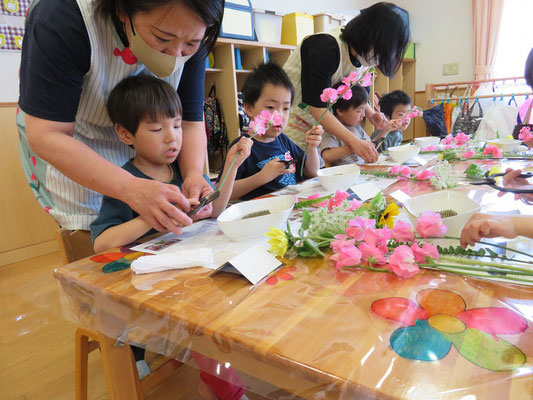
[425,76,531,104]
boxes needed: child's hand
[497,168,533,203]
[460,213,519,248]
[260,158,290,181]
[226,137,253,168]
[305,125,323,148]
[386,119,404,131]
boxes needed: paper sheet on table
[130,219,301,269]
[273,175,397,199]
[131,248,214,274]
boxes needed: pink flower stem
[438,255,533,273]
[420,264,533,283]
[343,265,389,273]
[219,131,262,191]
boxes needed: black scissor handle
[187,191,221,217]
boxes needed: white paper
[224,244,281,285]
[389,190,412,203]
[349,182,381,201]
[131,248,214,274]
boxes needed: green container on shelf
[404,43,415,59]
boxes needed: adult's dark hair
[379,90,411,119]
[242,62,295,106]
[341,2,410,77]
[107,74,182,135]
[526,48,533,89]
[331,83,368,115]
[94,0,224,51]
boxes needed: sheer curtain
[493,0,533,78]
[472,0,504,80]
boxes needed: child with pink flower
[227,63,323,200]
[320,84,373,165]
[371,90,412,151]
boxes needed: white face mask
[356,49,379,68]
[128,20,192,78]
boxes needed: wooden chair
[56,228,182,399]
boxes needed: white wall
[253,0,475,91]
[0,0,474,102]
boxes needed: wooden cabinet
[364,58,417,141]
[204,38,295,173]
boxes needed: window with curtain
[493,0,533,78]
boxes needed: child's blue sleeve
[90,196,134,242]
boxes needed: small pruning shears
[470,172,533,194]
[187,190,221,217]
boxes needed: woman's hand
[366,107,388,130]
[125,178,193,234]
[349,137,378,163]
[497,168,533,203]
[181,171,214,220]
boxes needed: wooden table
[54,159,533,399]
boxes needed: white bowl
[317,164,361,191]
[403,190,481,236]
[217,195,295,241]
[414,136,440,148]
[489,139,522,152]
[387,144,421,164]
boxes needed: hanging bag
[204,84,229,157]
[452,98,483,135]
[513,100,533,139]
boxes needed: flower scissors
[470,172,533,194]
[187,190,221,217]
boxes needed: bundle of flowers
[266,191,533,285]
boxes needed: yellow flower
[265,228,289,257]
[379,202,399,229]
[438,154,444,160]
[488,165,503,185]
[505,135,513,139]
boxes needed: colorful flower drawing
[91,242,145,273]
[266,266,296,285]
[371,289,528,371]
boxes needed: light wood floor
[0,252,283,400]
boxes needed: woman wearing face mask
[18,0,220,238]
[283,2,410,163]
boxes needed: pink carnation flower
[413,169,434,181]
[320,87,339,103]
[359,242,387,265]
[346,217,376,241]
[460,149,475,158]
[342,71,359,86]
[454,132,471,146]
[388,245,419,278]
[416,211,448,238]
[410,243,439,264]
[483,144,502,158]
[337,84,353,100]
[330,245,362,270]
[421,145,438,151]
[519,126,533,142]
[391,220,415,242]
[441,134,453,145]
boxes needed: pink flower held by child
[410,243,439,263]
[388,245,419,278]
[391,220,415,242]
[360,72,373,87]
[320,88,339,103]
[337,84,353,100]
[416,211,448,238]
[342,71,360,86]
[483,144,502,158]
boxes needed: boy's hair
[242,62,295,106]
[107,74,182,135]
[526,47,533,89]
[340,2,410,78]
[379,90,411,119]
[331,83,368,115]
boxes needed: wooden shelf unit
[204,39,295,173]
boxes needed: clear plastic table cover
[41,160,533,398]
